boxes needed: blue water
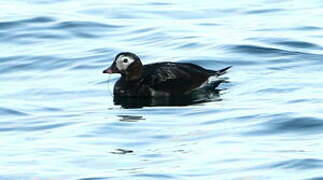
[1,0,323,179]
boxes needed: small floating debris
[111,148,134,154]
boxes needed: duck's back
[141,62,217,95]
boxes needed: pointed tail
[209,66,232,76]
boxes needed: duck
[103,52,231,97]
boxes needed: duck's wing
[142,62,211,94]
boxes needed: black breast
[114,78,151,97]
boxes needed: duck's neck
[122,65,143,81]
[122,70,142,82]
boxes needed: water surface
[1,0,323,179]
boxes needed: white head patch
[115,55,135,71]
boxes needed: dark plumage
[103,52,231,97]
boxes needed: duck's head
[103,52,143,80]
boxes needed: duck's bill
[103,66,119,74]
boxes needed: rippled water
[1,0,323,179]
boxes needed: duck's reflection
[118,115,145,122]
[113,84,224,108]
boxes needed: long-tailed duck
[103,52,231,97]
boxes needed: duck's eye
[123,58,128,63]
